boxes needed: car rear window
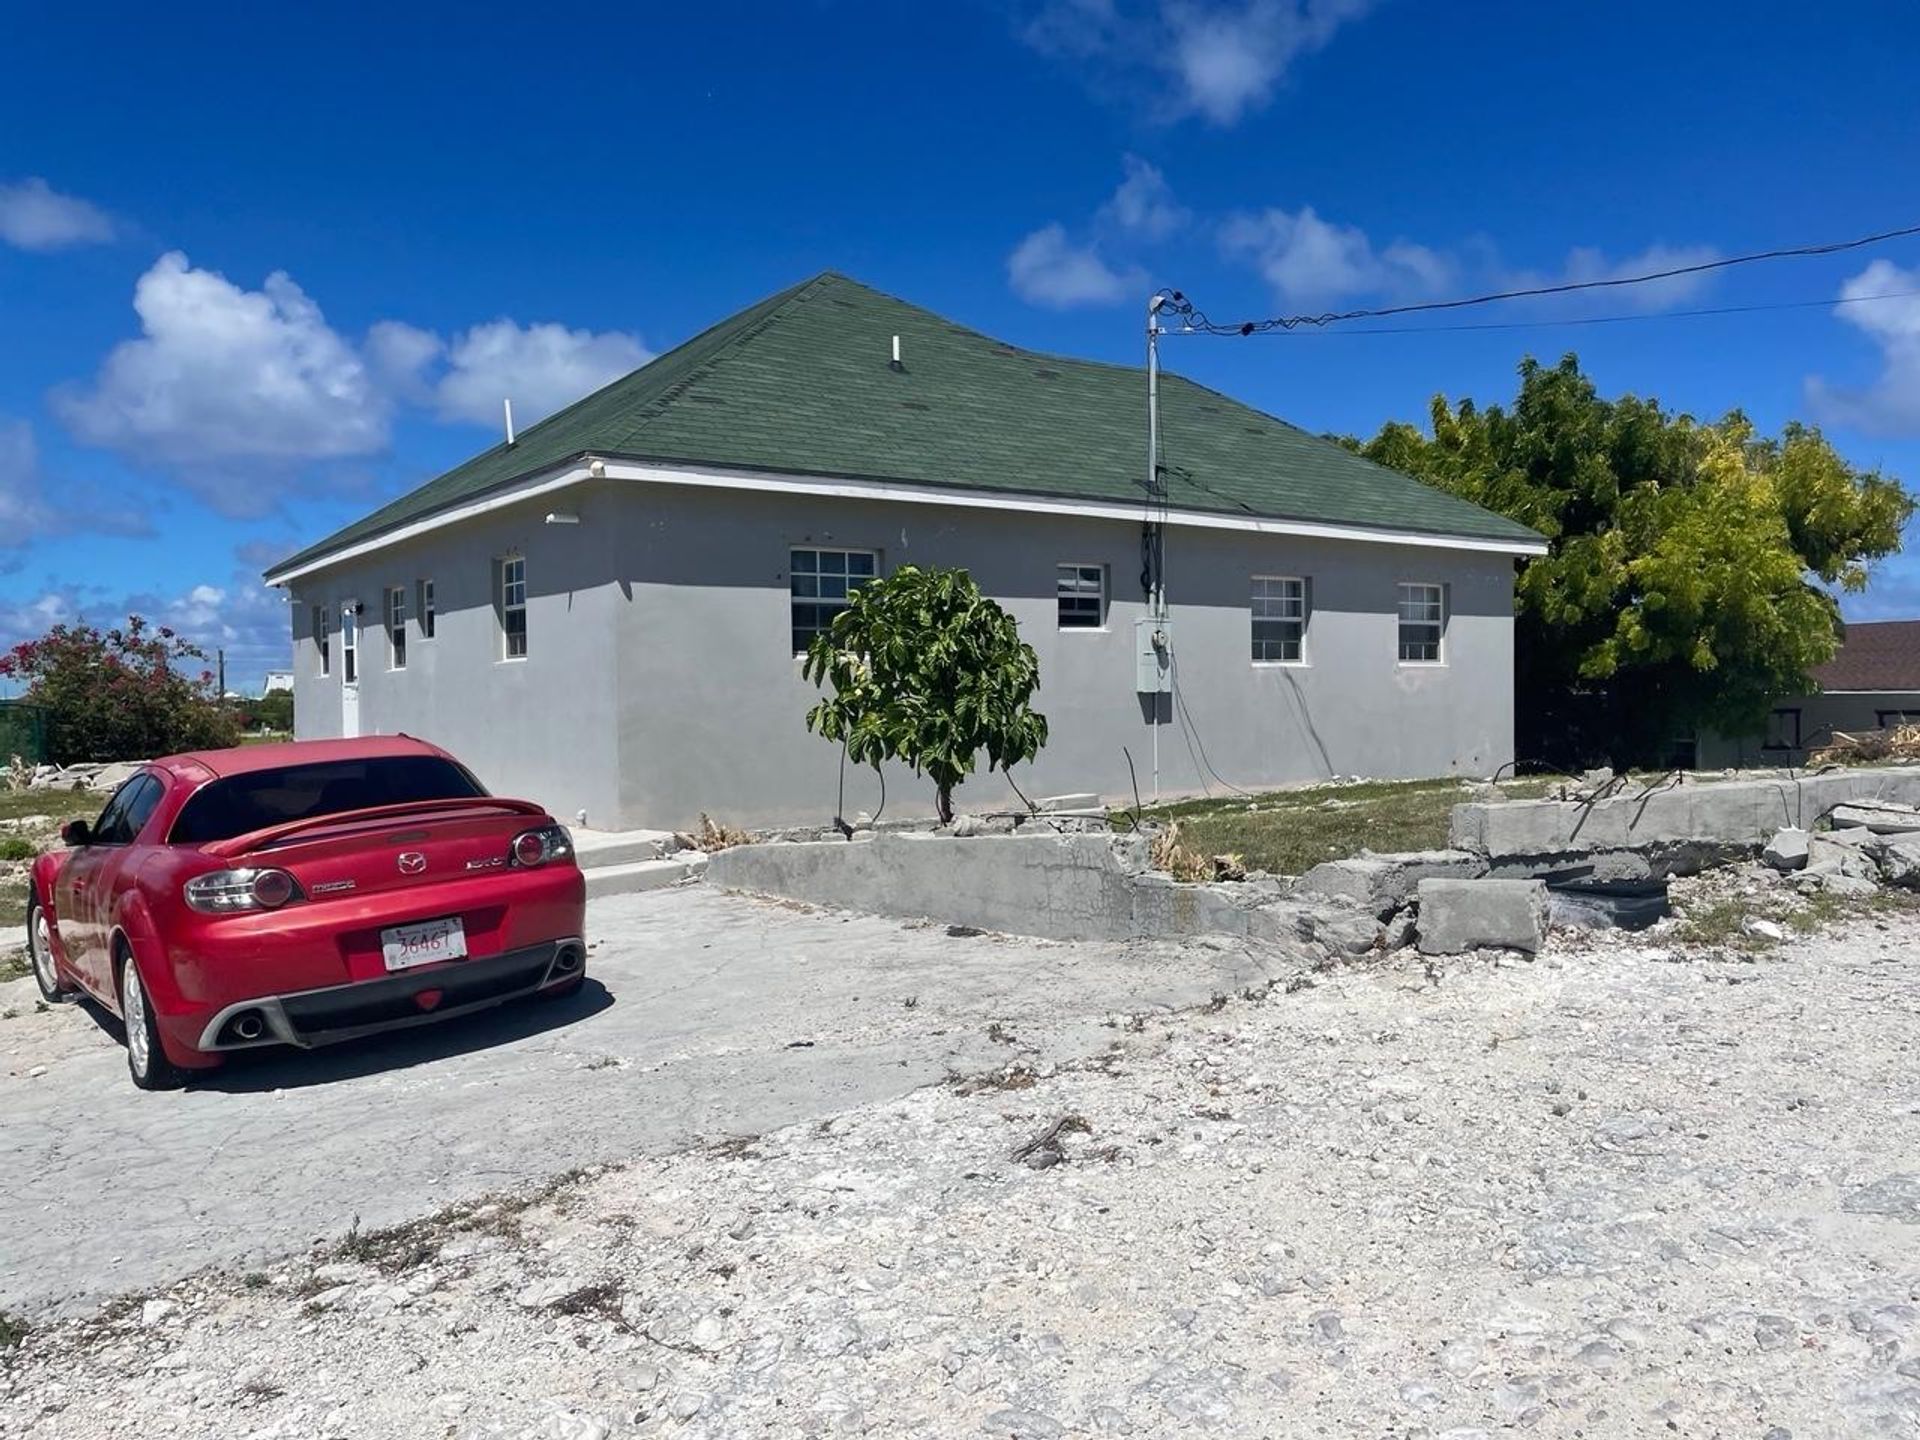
[170,757,488,844]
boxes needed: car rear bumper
[193,936,585,1051]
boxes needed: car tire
[118,947,185,1092]
[26,897,74,1004]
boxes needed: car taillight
[510,825,573,868]
[184,868,300,914]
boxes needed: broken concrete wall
[1450,768,1920,865]
[708,831,1338,954]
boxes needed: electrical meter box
[1135,616,1172,695]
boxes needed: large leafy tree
[0,615,242,764]
[803,565,1048,823]
[1360,356,1912,767]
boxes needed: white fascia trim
[265,456,1548,584]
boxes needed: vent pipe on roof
[890,335,903,371]
[503,398,516,447]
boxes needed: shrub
[0,616,243,765]
[802,565,1047,823]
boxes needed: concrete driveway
[0,885,1279,1317]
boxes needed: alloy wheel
[124,962,151,1079]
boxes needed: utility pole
[217,648,225,701]
[1143,291,1171,802]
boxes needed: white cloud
[1007,157,1182,309]
[1503,242,1722,313]
[0,177,114,251]
[54,252,388,479]
[429,320,651,429]
[1008,224,1142,309]
[1021,0,1374,126]
[1100,155,1188,239]
[1220,205,1451,307]
[53,252,653,514]
[1806,259,1920,435]
[0,416,150,546]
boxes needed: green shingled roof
[268,271,1541,577]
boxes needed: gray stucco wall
[286,485,625,826]
[286,479,1518,830]
[1699,690,1920,768]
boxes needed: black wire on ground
[1122,746,1145,831]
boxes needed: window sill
[1397,660,1447,669]
[1057,626,1110,635]
[1252,660,1309,669]
[496,656,529,666]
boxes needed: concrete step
[573,828,679,870]
[583,854,708,899]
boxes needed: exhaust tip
[553,945,583,975]
[225,1010,268,1044]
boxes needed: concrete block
[1416,878,1550,955]
[1763,828,1810,872]
[1831,802,1920,835]
[584,857,699,899]
[573,828,675,868]
[707,832,1148,941]
[1036,793,1101,813]
[1296,849,1485,918]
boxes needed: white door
[340,601,361,738]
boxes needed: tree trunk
[936,784,954,825]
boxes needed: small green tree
[0,616,242,764]
[802,565,1048,823]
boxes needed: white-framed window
[1397,582,1445,664]
[1251,576,1307,663]
[313,604,330,677]
[417,579,436,641]
[496,557,527,660]
[340,603,359,684]
[1057,563,1106,630]
[790,547,877,654]
[386,586,408,670]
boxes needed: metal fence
[0,701,47,766]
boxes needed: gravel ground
[5,876,1919,1439]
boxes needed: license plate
[380,918,467,972]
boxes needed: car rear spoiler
[204,797,552,858]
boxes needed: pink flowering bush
[0,616,242,764]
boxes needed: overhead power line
[1267,287,1920,338]
[1160,221,1920,334]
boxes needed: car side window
[119,775,165,842]
[92,775,160,846]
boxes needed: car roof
[155,735,448,781]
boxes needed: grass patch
[1118,776,1558,877]
[1674,885,1920,950]
[0,880,28,931]
[0,949,29,983]
[0,791,67,825]
[0,1310,26,1350]
[0,836,37,862]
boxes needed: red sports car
[24,736,587,1090]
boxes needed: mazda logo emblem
[397,852,427,875]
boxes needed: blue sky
[6,0,1920,691]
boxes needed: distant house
[1699,619,1920,766]
[261,671,295,696]
[263,272,1546,830]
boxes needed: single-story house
[263,272,1547,830]
[1699,618,1920,767]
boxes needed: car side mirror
[60,819,92,847]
